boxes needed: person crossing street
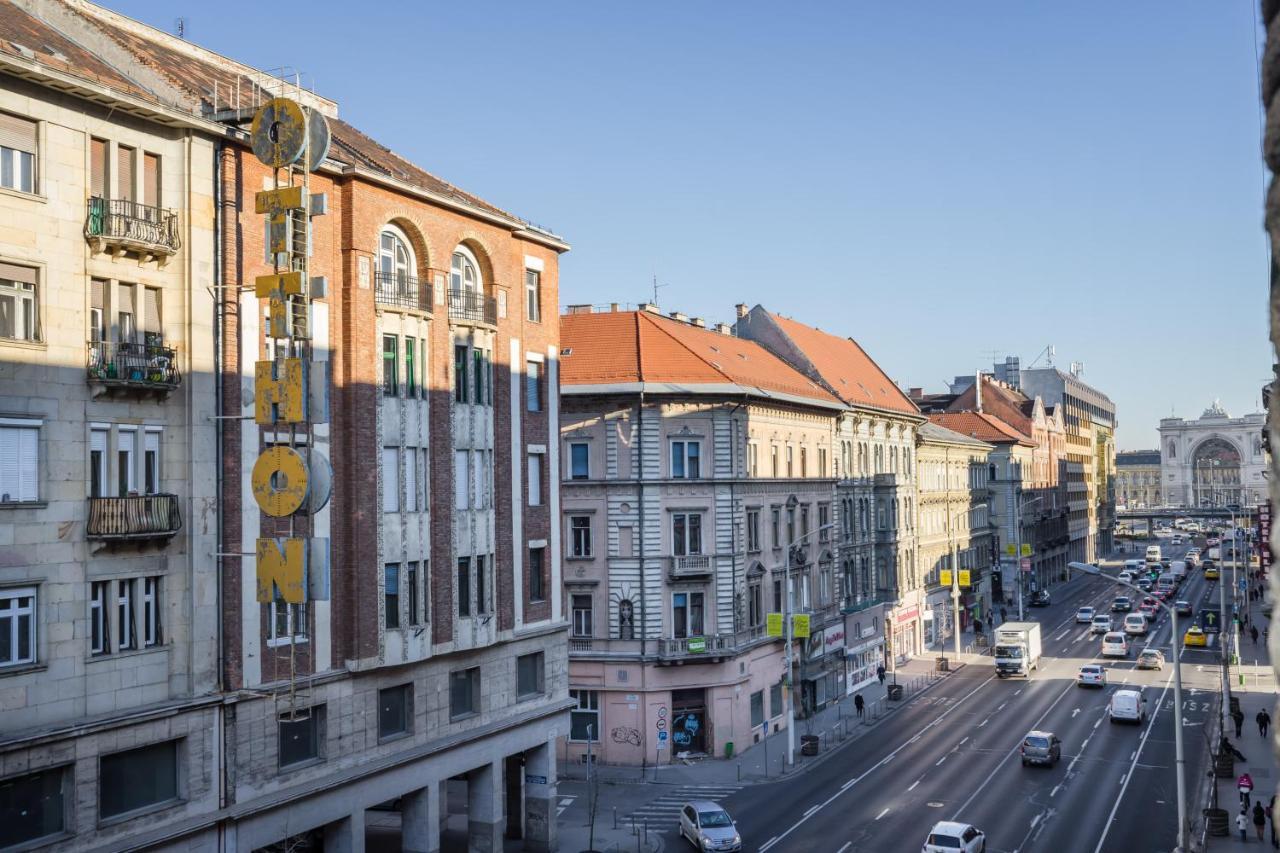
[1259,708,1272,739]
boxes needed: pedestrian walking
[1259,708,1272,739]
[1000,606,1008,624]
[1235,707,1247,738]
[1241,772,1256,809]
[876,664,885,686]
[1254,625,1261,645]
[1258,803,1269,841]
[854,693,865,718]
[1242,808,1253,842]
[973,618,983,637]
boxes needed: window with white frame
[142,576,162,647]
[90,581,110,655]
[571,594,593,637]
[748,442,759,477]
[528,452,543,506]
[378,226,413,283]
[472,450,490,509]
[268,600,307,646]
[0,113,36,193]
[525,268,541,322]
[0,586,35,667]
[383,447,400,513]
[746,508,760,552]
[143,429,161,495]
[404,446,418,512]
[451,247,481,296]
[0,264,39,342]
[569,442,589,479]
[570,515,592,558]
[671,439,700,479]
[672,591,705,638]
[569,689,599,741]
[0,418,39,502]
[116,428,136,496]
[672,512,702,556]
[454,450,469,509]
[526,360,541,412]
[116,578,135,651]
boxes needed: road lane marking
[998,702,1008,711]
[875,808,890,821]
[958,736,969,746]
[1013,689,1023,696]
[978,718,989,727]
[936,756,947,766]
[1051,783,1062,797]
[762,837,779,852]
[1054,628,1070,641]
[908,778,922,791]
[836,844,851,853]
[1072,708,1081,718]
[804,805,820,818]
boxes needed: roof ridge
[638,313,736,386]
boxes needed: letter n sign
[256,537,307,604]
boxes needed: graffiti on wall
[611,726,642,747]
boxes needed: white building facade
[1159,402,1268,508]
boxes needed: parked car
[1078,664,1107,687]
[1076,606,1095,624]
[1184,626,1208,647]
[1020,730,1062,767]
[923,821,986,853]
[1102,631,1129,658]
[1091,614,1113,634]
[679,802,741,853]
[1109,689,1148,724]
[1137,649,1165,670]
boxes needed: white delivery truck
[1145,545,1162,564]
[993,622,1042,678]
[1168,561,1188,582]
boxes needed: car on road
[1204,566,1220,581]
[1078,664,1107,687]
[1102,631,1130,657]
[1020,730,1062,766]
[1112,596,1132,612]
[1076,606,1095,623]
[923,821,986,853]
[1135,577,1154,592]
[1091,614,1113,634]
[679,802,741,853]
[1184,625,1208,647]
[1028,590,1051,607]
[1117,570,1134,585]
[1175,600,1193,616]
[1137,649,1165,670]
[1123,613,1149,636]
[1109,689,1148,724]
[1139,602,1158,621]
[1172,534,1184,545]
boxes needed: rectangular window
[569,690,600,741]
[403,446,417,512]
[0,587,35,667]
[449,666,480,719]
[525,269,541,321]
[99,740,177,818]
[475,554,488,615]
[142,576,161,647]
[378,684,412,740]
[672,591,704,638]
[472,451,488,509]
[748,582,763,627]
[0,112,37,194]
[407,561,419,626]
[142,152,160,207]
[90,137,107,198]
[517,651,545,699]
[528,453,543,506]
[116,579,135,651]
[90,581,110,655]
[0,267,39,342]
[529,546,546,601]
[474,348,486,405]
[671,440,701,479]
[268,600,307,645]
[770,682,784,719]
[143,430,160,495]
[801,504,810,539]
[457,557,471,618]
[819,504,830,543]
[404,338,416,397]
[454,450,468,509]
[746,508,761,552]
[819,447,828,476]
[570,515,593,558]
[116,428,135,496]
[116,144,135,201]
[382,335,398,396]
[384,563,400,630]
[786,446,794,477]
[0,766,66,848]
[117,282,135,344]
[800,446,807,477]
[526,360,541,412]
[454,344,468,403]
[771,445,779,477]
[750,690,765,728]
[570,442,589,479]
[0,420,39,502]
[771,507,780,548]
[572,594,593,637]
[672,512,702,556]
[278,708,323,768]
[382,447,400,513]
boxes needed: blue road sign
[658,730,668,741]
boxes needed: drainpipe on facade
[211,137,227,846]
[637,391,647,658]
[728,397,748,637]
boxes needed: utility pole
[784,494,798,768]
[951,513,962,658]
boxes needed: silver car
[679,801,741,852]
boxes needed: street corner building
[554,302,925,767]
[0,1,571,851]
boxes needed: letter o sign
[252,446,310,517]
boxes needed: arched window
[1167,440,1176,460]
[451,246,482,296]
[618,599,634,640]
[378,226,413,282]
[989,463,997,483]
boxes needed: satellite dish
[250,98,307,168]
[305,108,331,172]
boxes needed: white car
[1076,606,1095,623]
[679,802,741,852]
[923,821,986,853]
[1078,664,1107,688]
[1101,631,1129,658]
[1091,614,1113,634]
[1117,571,1134,585]
[1109,689,1148,724]
[1123,613,1148,636]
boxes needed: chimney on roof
[714,323,732,336]
[639,302,660,314]
[566,304,591,315]
[610,303,620,312]
[908,387,923,399]
[691,317,706,328]
[735,303,749,319]
[670,311,688,323]
[975,371,983,413]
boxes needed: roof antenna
[174,17,186,38]
[651,274,667,307]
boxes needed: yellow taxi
[1184,625,1208,647]
[1204,567,1220,581]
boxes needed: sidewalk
[1205,586,1278,850]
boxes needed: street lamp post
[1070,562,1188,852]
[1015,492,1046,621]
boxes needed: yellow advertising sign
[1005,544,1016,557]
[940,569,952,587]
[766,612,783,637]
[252,446,310,517]
[792,613,811,639]
[255,185,305,214]
[256,273,304,338]
[959,569,971,587]
[256,537,307,603]
[256,359,306,425]
[1020,544,1032,557]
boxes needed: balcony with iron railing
[448,288,498,326]
[86,494,182,542]
[374,271,433,313]
[84,197,181,260]
[569,625,775,660]
[841,593,894,615]
[87,340,181,397]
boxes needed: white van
[1109,689,1147,724]
[1124,559,1144,572]
[1145,545,1162,563]
[1169,561,1188,580]
[1123,613,1148,636]
[1101,631,1129,657]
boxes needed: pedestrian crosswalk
[622,785,743,827]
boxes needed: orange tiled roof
[561,311,843,407]
[768,314,918,415]
[927,412,1035,446]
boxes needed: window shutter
[0,113,36,154]
[0,427,39,502]
[90,138,107,198]
[0,428,16,500]
[0,263,36,284]
[143,287,160,334]
[117,283,134,318]
[91,278,104,310]
[143,153,159,207]
[116,145,135,201]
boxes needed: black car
[1112,596,1132,612]
[1029,590,1051,607]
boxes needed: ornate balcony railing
[374,271,433,312]
[87,340,180,394]
[656,634,737,658]
[86,494,182,540]
[447,288,498,325]
[85,197,180,256]
[669,554,713,579]
[841,594,892,615]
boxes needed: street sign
[766,612,783,637]
[1020,557,1031,571]
[793,613,811,638]
[1020,544,1032,557]
[1005,544,1016,557]
[958,569,971,587]
[1239,579,1248,592]
[658,731,668,742]
[525,775,547,785]
[940,569,952,587]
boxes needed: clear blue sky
[115,0,1272,449]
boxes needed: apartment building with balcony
[1116,449,1162,508]
[733,307,926,665]
[558,306,846,766]
[915,422,993,646]
[0,3,220,850]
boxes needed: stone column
[523,737,557,852]
[322,811,365,853]
[468,761,503,852]
[402,784,441,853]
[505,755,524,840]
